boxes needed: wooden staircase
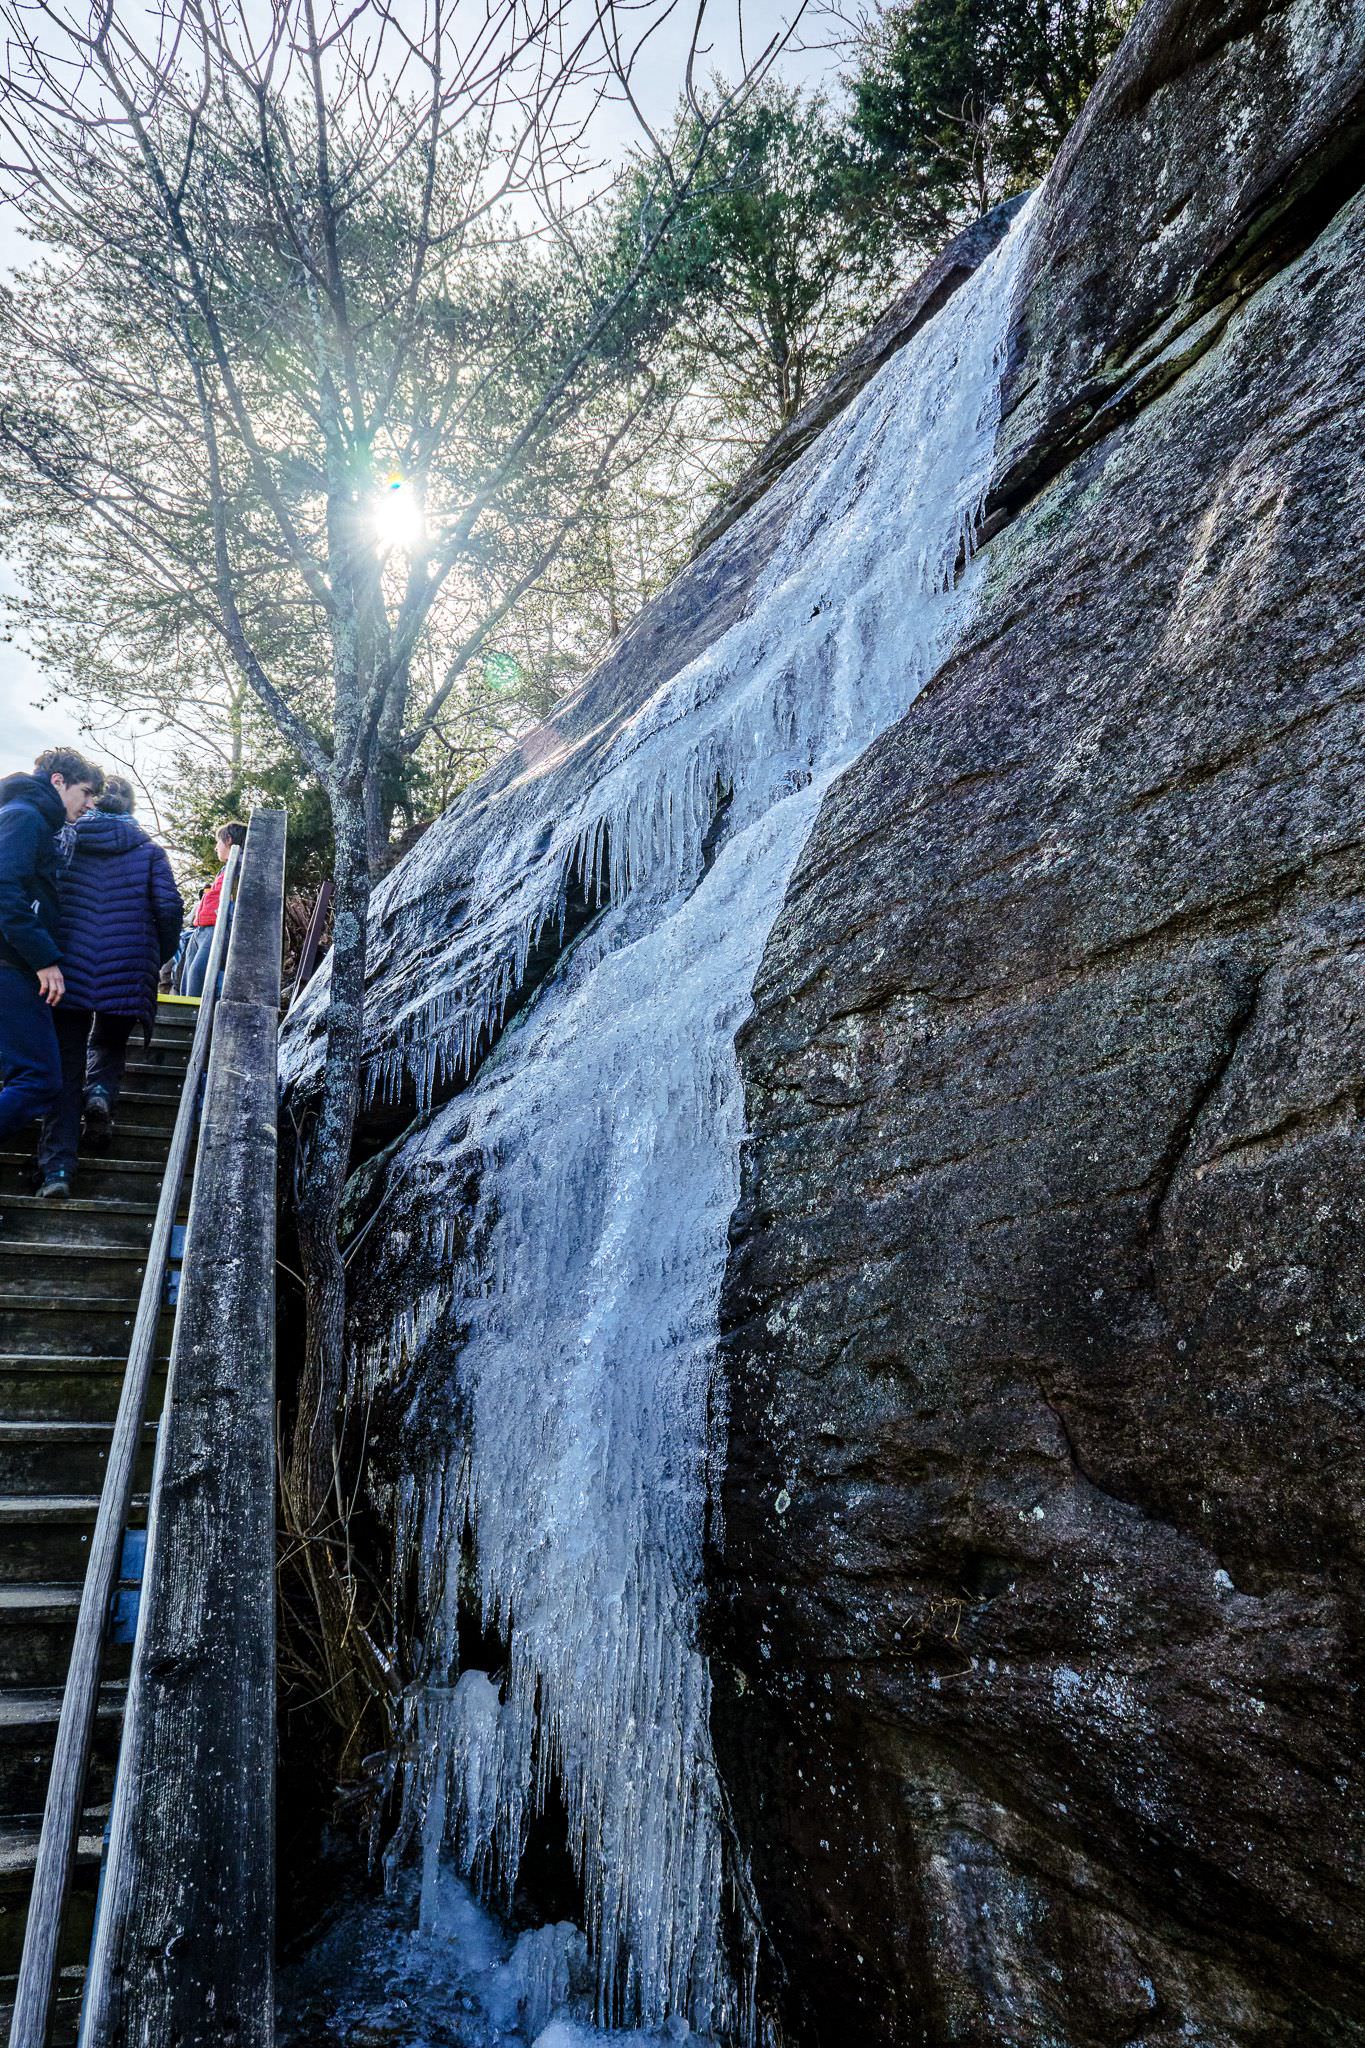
[0,998,195,2041]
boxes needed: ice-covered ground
[300,195,1037,2042]
[278,1868,705,2048]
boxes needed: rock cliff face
[711,2,1365,2043]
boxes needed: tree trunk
[229,680,244,784]
[603,519,621,640]
[280,772,395,1757]
[288,776,369,1526]
[366,667,410,867]
[364,746,399,868]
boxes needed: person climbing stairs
[0,995,194,2041]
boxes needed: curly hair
[34,746,104,793]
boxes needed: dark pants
[86,1014,135,1105]
[37,1010,136,1179]
[0,960,62,1144]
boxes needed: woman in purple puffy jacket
[35,777,184,1197]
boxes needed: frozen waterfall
[356,197,1036,2040]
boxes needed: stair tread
[0,1585,82,1619]
[0,1242,148,1260]
[0,1152,165,1172]
[0,1122,174,1143]
[0,1685,124,1731]
[0,1294,146,1307]
[0,1198,158,1218]
[0,1494,145,1520]
[0,1356,138,1370]
[0,1421,153,1442]
[0,1138,173,1155]
[0,1824,103,1878]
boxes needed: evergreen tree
[849,0,1134,247]
[610,82,895,467]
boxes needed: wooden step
[0,1686,122,1820]
[97,1091,177,1131]
[0,1422,156,1496]
[0,1587,129,1689]
[0,1245,149,1302]
[0,1116,182,1169]
[0,1496,146,1586]
[0,1157,169,1205]
[0,1302,172,1361]
[0,1199,157,1251]
[90,1124,180,1163]
[0,1356,167,1425]
[22,1163,170,1204]
[115,1066,184,1100]
[0,1969,83,2047]
[0,1822,101,1974]
[0,1125,178,1181]
[122,1040,192,1072]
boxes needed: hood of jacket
[0,772,65,832]
[70,811,152,857]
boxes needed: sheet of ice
[276,1866,699,2048]
[361,197,1037,2039]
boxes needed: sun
[374,473,425,553]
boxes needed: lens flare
[375,473,425,552]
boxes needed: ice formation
[276,1863,686,2047]
[327,197,1036,2039]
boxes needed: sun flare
[374,475,425,553]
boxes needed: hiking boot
[83,1088,114,1153]
[36,1172,73,1200]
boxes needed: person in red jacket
[178,821,247,997]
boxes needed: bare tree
[0,0,802,1705]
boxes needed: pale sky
[0,0,851,791]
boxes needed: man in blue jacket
[37,774,184,1193]
[0,748,104,1163]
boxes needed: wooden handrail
[79,808,284,2047]
[7,846,243,2048]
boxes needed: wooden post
[79,809,285,2048]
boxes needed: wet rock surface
[712,7,1365,2040]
